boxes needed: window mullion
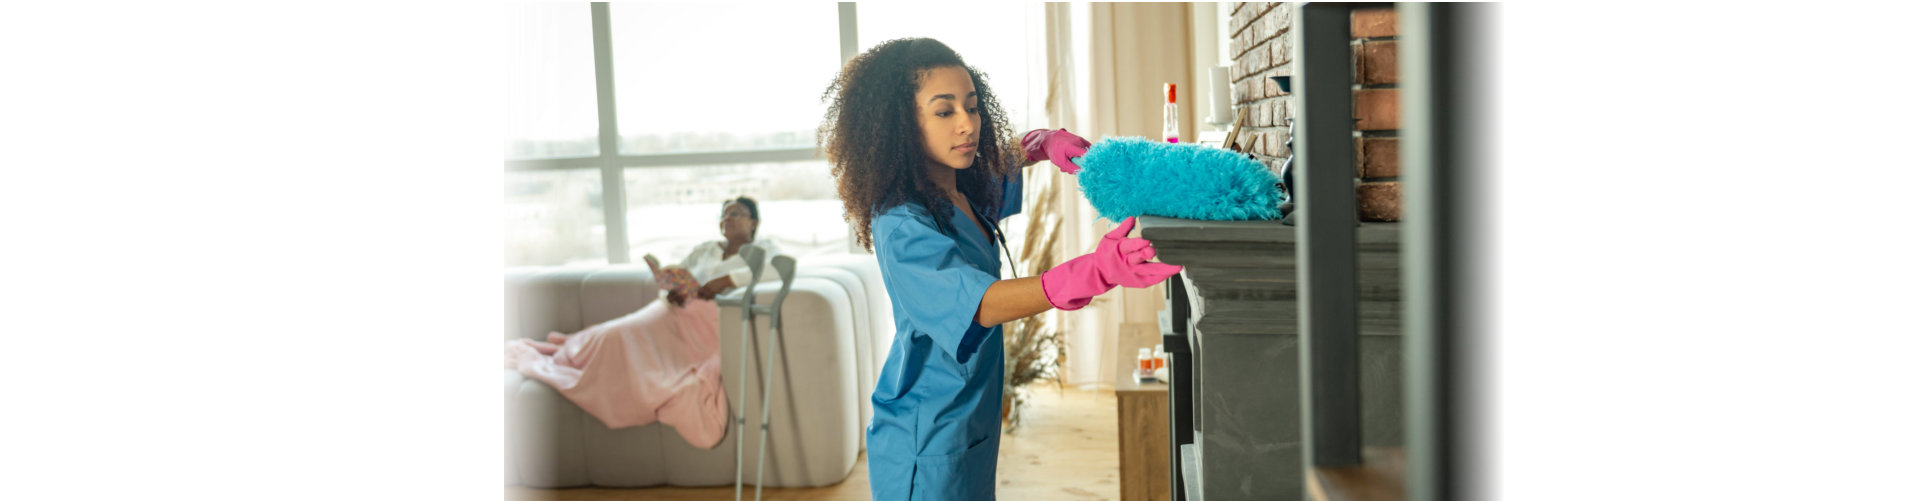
[838,3,858,63]
[590,2,630,264]
[840,2,859,253]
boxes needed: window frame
[505,2,861,264]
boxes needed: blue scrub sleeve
[876,216,999,364]
[997,167,1024,220]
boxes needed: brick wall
[1352,6,1400,221]
[1229,3,1401,222]
[1227,2,1293,183]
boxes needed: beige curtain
[1038,3,1195,388]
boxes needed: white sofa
[504,253,894,488]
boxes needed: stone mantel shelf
[1137,215,1404,338]
[1135,216,1401,246]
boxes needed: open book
[642,254,701,297]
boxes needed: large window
[505,170,606,266]
[505,3,602,266]
[623,161,846,263]
[506,2,1042,267]
[609,3,839,156]
[505,3,598,160]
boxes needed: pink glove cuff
[1020,129,1050,163]
[1040,266,1094,311]
[1039,217,1182,312]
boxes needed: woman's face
[913,66,981,171]
[719,201,756,242]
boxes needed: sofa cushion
[505,266,596,340]
[794,254,893,451]
[579,265,659,326]
[803,255,894,381]
[509,379,590,487]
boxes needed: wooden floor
[507,386,1121,501]
[1307,447,1405,501]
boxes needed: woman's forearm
[974,276,1053,328]
[698,276,736,299]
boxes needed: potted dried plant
[1001,167,1070,434]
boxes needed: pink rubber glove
[1040,217,1183,311]
[1022,128,1091,174]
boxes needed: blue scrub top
[867,171,1022,500]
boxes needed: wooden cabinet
[1116,379,1171,501]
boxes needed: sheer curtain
[1042,3,1198,388]
[1043,2,1116,388]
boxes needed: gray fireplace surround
[1138,216,1404,501]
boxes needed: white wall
[1190,3,1235,131]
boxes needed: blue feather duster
[1074,136,1287,221]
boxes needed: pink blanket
[507,298,728,449]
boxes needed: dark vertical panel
[1403,3,1494,501]
[1165,274,1195,501]
[1295,1,1363,468]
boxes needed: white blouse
[677,238,784,290]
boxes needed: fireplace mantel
[1137,215,1404,501]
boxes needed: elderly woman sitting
[505,196,780,448]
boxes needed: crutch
[748,254,795,501]
[716,244,765,501]
[716,245,797,501]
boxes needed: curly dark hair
[819,37,1015,251]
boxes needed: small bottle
[1152,344,1166,371]
[1163,83,1181,143]
[1137,348,1156,381]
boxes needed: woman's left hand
[1022,128,1091,174]
[696,276,735,300]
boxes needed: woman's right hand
[666,289,689,307]
[1022,128,1091,174]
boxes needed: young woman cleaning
[820,37,1182,500]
